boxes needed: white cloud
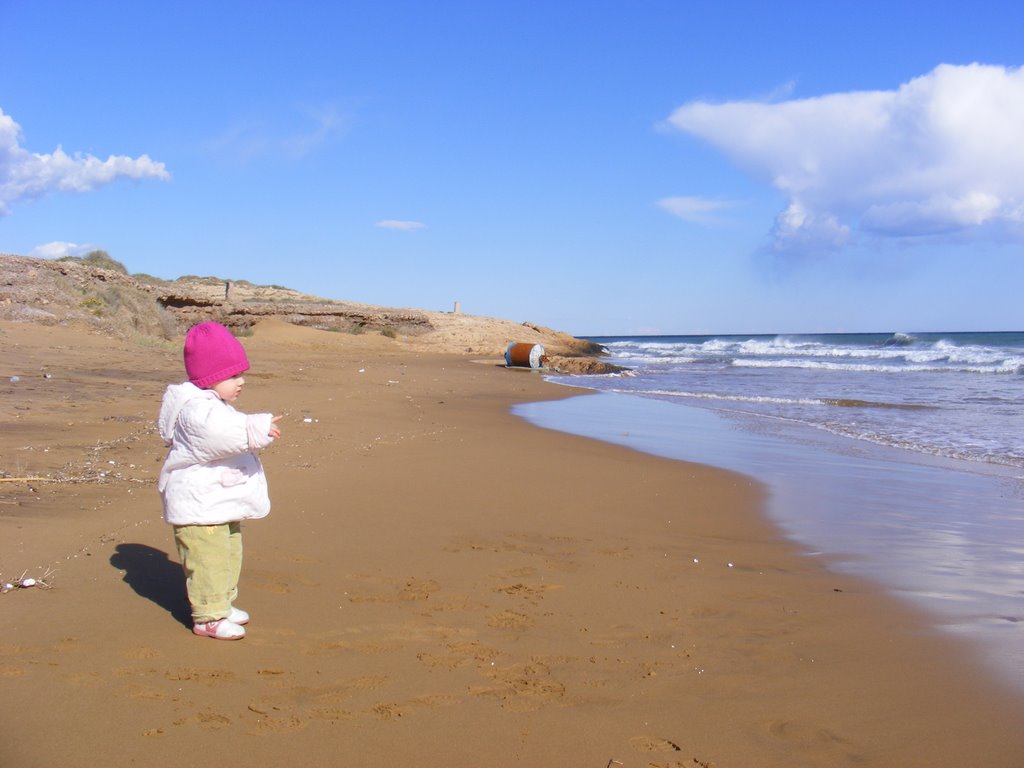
[204,105,348,163]
[772,201,850,252]
[375,219,426,231]
[664,63,1024,253]
[29,241,97,259]
[0,107,170,216]
[658,195,735,225]
[283,106,347,159]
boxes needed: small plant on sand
[80,295,104,316]
[380,326,398,339]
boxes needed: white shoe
[193,618,246,640]
[228,606,250,625]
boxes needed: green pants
[173,522,243,624]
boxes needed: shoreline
[514,389,1024,695]
[3,319,1024,766]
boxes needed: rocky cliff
[0,254,619,371]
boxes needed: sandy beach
[2,318,1023,768]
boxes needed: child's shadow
[110,543,191,627]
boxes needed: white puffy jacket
[157,382,275,526]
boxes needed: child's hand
[269,414,283,439]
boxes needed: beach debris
[504,342,547,369]
[1,568,56,593]
[303,417,319,423]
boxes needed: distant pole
[225,281,233,301]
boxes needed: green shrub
[131,272,168,285]
[57,250,129,274]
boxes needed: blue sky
[2,1,1023,335]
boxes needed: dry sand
[2,318,1023,767]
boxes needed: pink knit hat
[184,321,250,388]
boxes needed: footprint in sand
[503,566,538,578]
[448,640,502,661]
[421,648,492,671]
[767,718,854,747]
[247,567,317,593]
[249,712,307,734]
[417,651,466,670]
[114,665,160,678]
[256,668,288,681]
[629,735,683,752]
[123,646,162,660]
[364,695,460,721]
[165,667,236,683]
[0,664,26,678]
[349,674,390,690]
[307,706,354,721]
[64,671,105,687]
[419,640,503,670]
[597,547,635,559]
[470,661,567,712]
[50,637,83,653]
[399,577,441,601]
[0,644,34,657]
[372,702,404,720]
[495,582,560,604]
[174,710,233,729]
[486,609,534,629]
[409,694,460,708]
[417,594,481,613]
[124,685,167,701]
[345,575,441,603]
[247,579,291,594]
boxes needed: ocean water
[513,332,1024,691]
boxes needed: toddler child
[157,321,282,640]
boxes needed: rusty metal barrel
[504,342,546,368]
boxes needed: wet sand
[515,391,1024,691]
[2,319,1023,767]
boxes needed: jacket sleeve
[246,413,276,451]
[175,399,271,464]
